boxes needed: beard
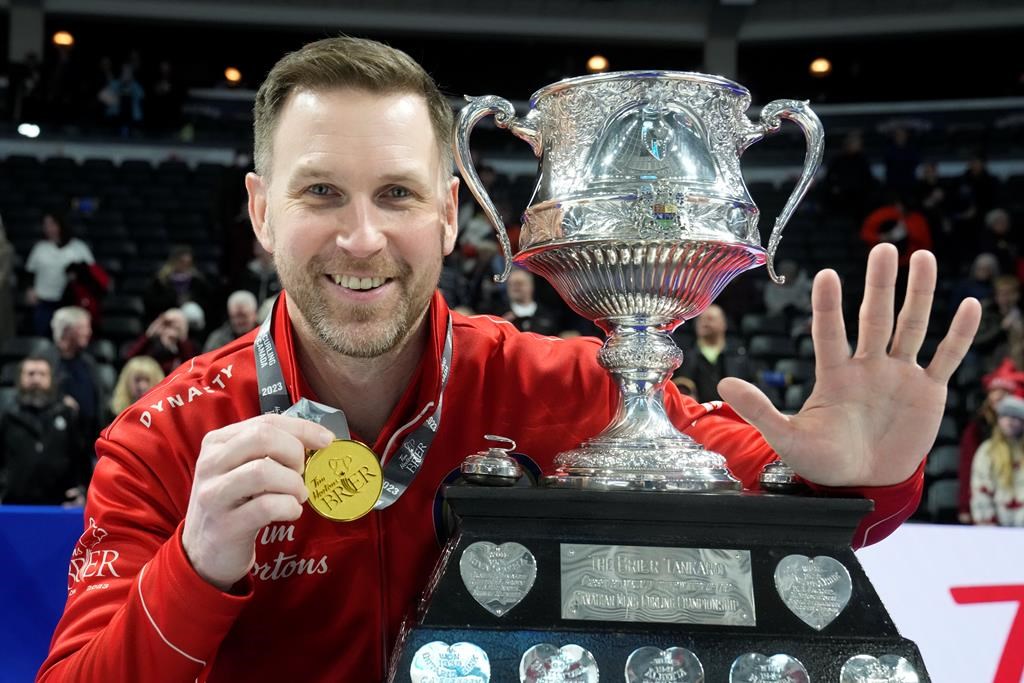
[19,387,55,408]
[274,238,442,359]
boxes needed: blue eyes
[305,185,413,200]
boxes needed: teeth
[332,275,386,290]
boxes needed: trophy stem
[543,321,741,492]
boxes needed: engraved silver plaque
[626,646,704,683]
[460,541,537,617]
[561,544,755,626]
[841,655,920,683]
[729,653,809,683]
[410,641,491,683]
[774,554,852,631]
[520,644,599,683]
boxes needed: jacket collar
[270,290,450,459]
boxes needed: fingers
[810,268,849,371]
[216,457,308,507]
[855,243,898,358]
[718,377,794,457]
[201,414,334,472]
[235,493,305,530]
[890,250,936,362]
[926,297,983,384]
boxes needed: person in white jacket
[971,393,1024,526]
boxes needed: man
[40,38,982,682]
[124,307,199,374]
[51,306,106,441]
[203,290,260,352]
[677,304,754,403]
[0,355,88,505]
[499,267,562,336]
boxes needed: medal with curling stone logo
[304,439,383,522]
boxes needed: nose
[335,199,387,259]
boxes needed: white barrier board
[856,523,1024,683]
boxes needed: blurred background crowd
[0,0,1021,529]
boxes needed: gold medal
[304,440,383,522]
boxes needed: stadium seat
[748,335,796,362]
[925,444,960,479]
[925,479,960,523]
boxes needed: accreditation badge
[304,440,383,522]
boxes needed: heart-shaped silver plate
[625,646,704,683]
[460,541,537,617]
[840,654,920,682]
[520,643,599,683]
[410,641,491,683]
[774,554,852,630]
[729,653,810,683]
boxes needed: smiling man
[39,37,981,682]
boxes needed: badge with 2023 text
[304,440,383,521]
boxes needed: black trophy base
[391,487,929,682]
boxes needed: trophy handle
[454,95,541,283]
[749,100,825,284]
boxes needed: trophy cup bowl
[455,71,824,492]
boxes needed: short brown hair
[253,36,453,177]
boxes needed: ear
[246,172,273,252]
[441,175,459,256]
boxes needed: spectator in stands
[107,356,164,423]
[239,241,282,307]
[823,131,877,221]
[970,394,1024,526]
[102,63,144,137]
[181,301,207,347]
[914,161,952,269]
[676,304,753,403]
[883,127,920,197]
[25,212,95,337]
[125,308,198,375]
[978,208,1020,278]
[204,290,259,352]
[498,268,562,336]
[0,216,14,344]
[860,194,933,267]
[975,275,1024,370]
[953,152,999,226]
[51,306,106,443]
[950,253,999,312]
[143,244,214,322]
[958,358,1024,523]
[0,354,90,505]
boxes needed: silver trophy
[455,71,823,492]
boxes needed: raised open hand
[718,244,982,488]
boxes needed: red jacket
[40,292,922,682]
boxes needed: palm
[720,245,981,488]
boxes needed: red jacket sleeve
[37,439,252,682]
[665,386,923,549]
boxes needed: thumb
[717,377,794,455]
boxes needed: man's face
[228,302,258,335]
[695,305,726,340]
[64,320,92,353]
[247,88,457,358]
[995,283,1019,310]
[507,271,534,305]
[19,360,52,394]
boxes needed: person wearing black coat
[0,355,91,505]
